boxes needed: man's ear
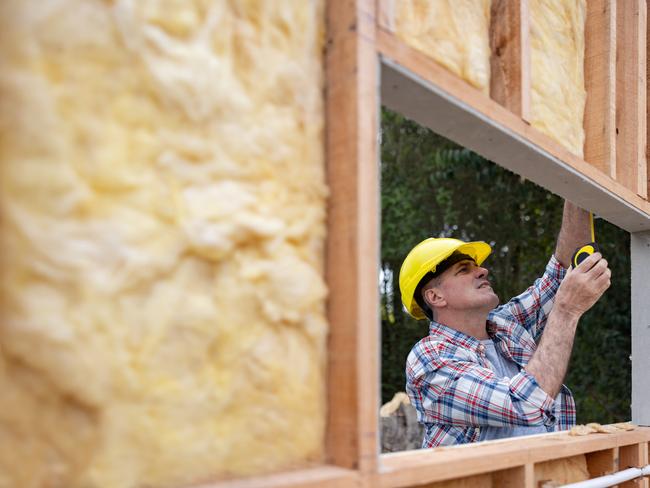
[423,286,446,310]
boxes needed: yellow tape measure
[571,212,600,268]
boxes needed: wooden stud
[524,463,535,488]
[492,464,534,488]
[619,442,649,488]
[535,455,590,486]
[489,0,531,120]
[645,0,650,200]
[378,29,650,232]
[585,447,619,477]
[640,0,648,200]
[584,0,617,177]
[377,0,395,32]
[325,0,380,475]
[616,0,648,198]
[420,473,493,488]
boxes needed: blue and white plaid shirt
[406,255,576,447]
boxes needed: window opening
[379,108,631,453]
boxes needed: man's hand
[554,252,611,320]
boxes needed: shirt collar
[428,319,496,351]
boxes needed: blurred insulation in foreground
[0,1,327,486]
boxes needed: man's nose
[476,266,488,279]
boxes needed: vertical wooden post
[639,0,648,200]
[619,442,649,488]
[631,232,650,428]
[377,0,395,32]
[616,0,647,198]
[492,464,535,488]
[325,0,380,475]
[647,0,650,200]
[489,0,531,120]
[584,0,617,177]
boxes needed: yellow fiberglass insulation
[0,1,327,487]
[395,0,492,93]
[530,0,587,157]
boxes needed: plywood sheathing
[0,1,327,486]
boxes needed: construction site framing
[208,1,650,487]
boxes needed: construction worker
[399,202,610,447]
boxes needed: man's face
[435,259,499,312]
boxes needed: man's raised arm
[525,250,611,398]
[554,200,593,268]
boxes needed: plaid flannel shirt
[405,255,576,448]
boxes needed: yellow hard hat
[398,238,492,320]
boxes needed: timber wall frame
[207,1,650,487]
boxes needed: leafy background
[380,108,631,425]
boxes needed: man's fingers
[589,267,611,296]
[575,252,603,273]
[597,279,611,296]
[587,258,609,279]
[596,267,612,287]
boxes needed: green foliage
[380,108,631,424]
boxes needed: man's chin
[475,291,499,311]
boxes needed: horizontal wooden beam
[379,429,650,488]
[196,466,359,488]
[378,28,650,232]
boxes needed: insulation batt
[530,0,587,157]
[395,0,492,93]
[0,1,327,487]
[394,0,587,157]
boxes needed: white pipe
[561,465,650,488]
